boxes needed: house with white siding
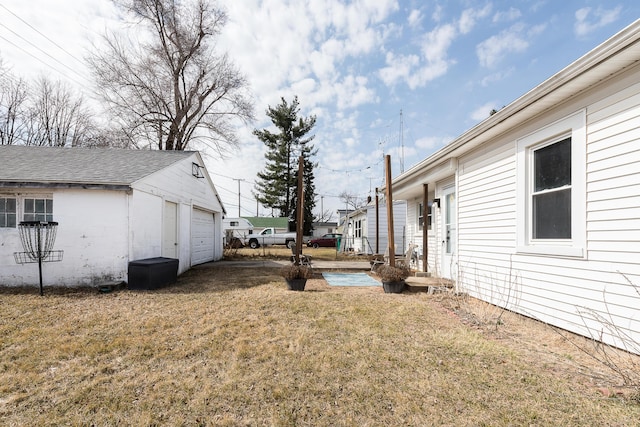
[0,146,225,288]
[391,20,640,353]
[341,200,407,255]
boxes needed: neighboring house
[391,20,640,353]
[342,200,407,255]
[311,221,338,237]
[223,217,254,243]
[0,146,225,287]
[242,216,289,234]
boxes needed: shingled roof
[0,145,195,188]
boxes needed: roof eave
[0,181,132,191]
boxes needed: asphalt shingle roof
[0,145,195,186]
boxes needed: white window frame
[0,193,54,228]
[516,110,586,258]
[0,197,18,228]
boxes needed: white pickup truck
[245,227,301,249]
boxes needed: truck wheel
[286,240,295,249]
[249,239,260,249]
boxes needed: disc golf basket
[13,221,64,296]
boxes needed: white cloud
[377,23,456,89]
[459,4,492,35]
[493,7,522,23]
[480,67,515,86]
[470,102,498,121]
[379,5,493,89]
[408,9,423,28]
[476,23,530,68]
[378,52,420,86]
[431,4,444,23]
[414,136,449,150]
[422,23,457,63]
[574,6,622,38]
[335,75,379,110]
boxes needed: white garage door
[192,208,215,265]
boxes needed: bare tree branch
[87,0,254,151]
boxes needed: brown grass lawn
[1,259,639,426]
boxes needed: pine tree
[253,96,316,232]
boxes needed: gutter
[0,181,132,191]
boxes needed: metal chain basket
[13,221,64,295]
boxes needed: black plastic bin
[128,257,179,290]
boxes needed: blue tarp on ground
[322,272,381,287]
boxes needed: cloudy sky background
[1,1,639,220]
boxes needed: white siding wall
[455,71,640,352]
[342,202,407,255]
[132,154,224,273]
[1,189,129,286]
[365,202,407,255]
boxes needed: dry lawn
[1,262,639,426]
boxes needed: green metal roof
[242,216,289,229]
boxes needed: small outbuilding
[0,146,225,288]
[341,200,407,255]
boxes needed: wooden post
[422,183,428,273]
[385,155,395,267]
[295,155,304,266]
[375,188,379,254]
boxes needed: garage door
[192,208,215,265]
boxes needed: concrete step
[405,276,454,293]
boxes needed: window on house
[516,110,585,258]
[532,138,571,239]
[354,220,362,238]
[418,202,432,231]
[23,198,53,222]
[230,221,239,226]
[0,197,17,228]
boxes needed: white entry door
[441,185,456,280]
[163,201,178,258]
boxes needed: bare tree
[0,68,28,145]
[24,77,93,147]
[339,191,367,210]
[87,0,254,151]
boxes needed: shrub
[279,264,312,280]
[376,264,410,282]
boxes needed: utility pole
[399,109,404,173]
[232,178,244,217]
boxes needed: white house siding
[130,190,163,263]
[343,202,406,255]
[1,189,130,287]
[132,154,224,273]
[454,70,640,352]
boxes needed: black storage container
[128,257,179,290]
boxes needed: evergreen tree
[253,96,316,233]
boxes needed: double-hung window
[24,198,54,222]
[516,111,586,257]
[0,197,17,228]
[0,195,53,227]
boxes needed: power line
[0,4,88,69]
[0,34,92,91]
[0,23,92,86]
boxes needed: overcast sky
[1,1,639,220]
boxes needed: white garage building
[0,146,225,287]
